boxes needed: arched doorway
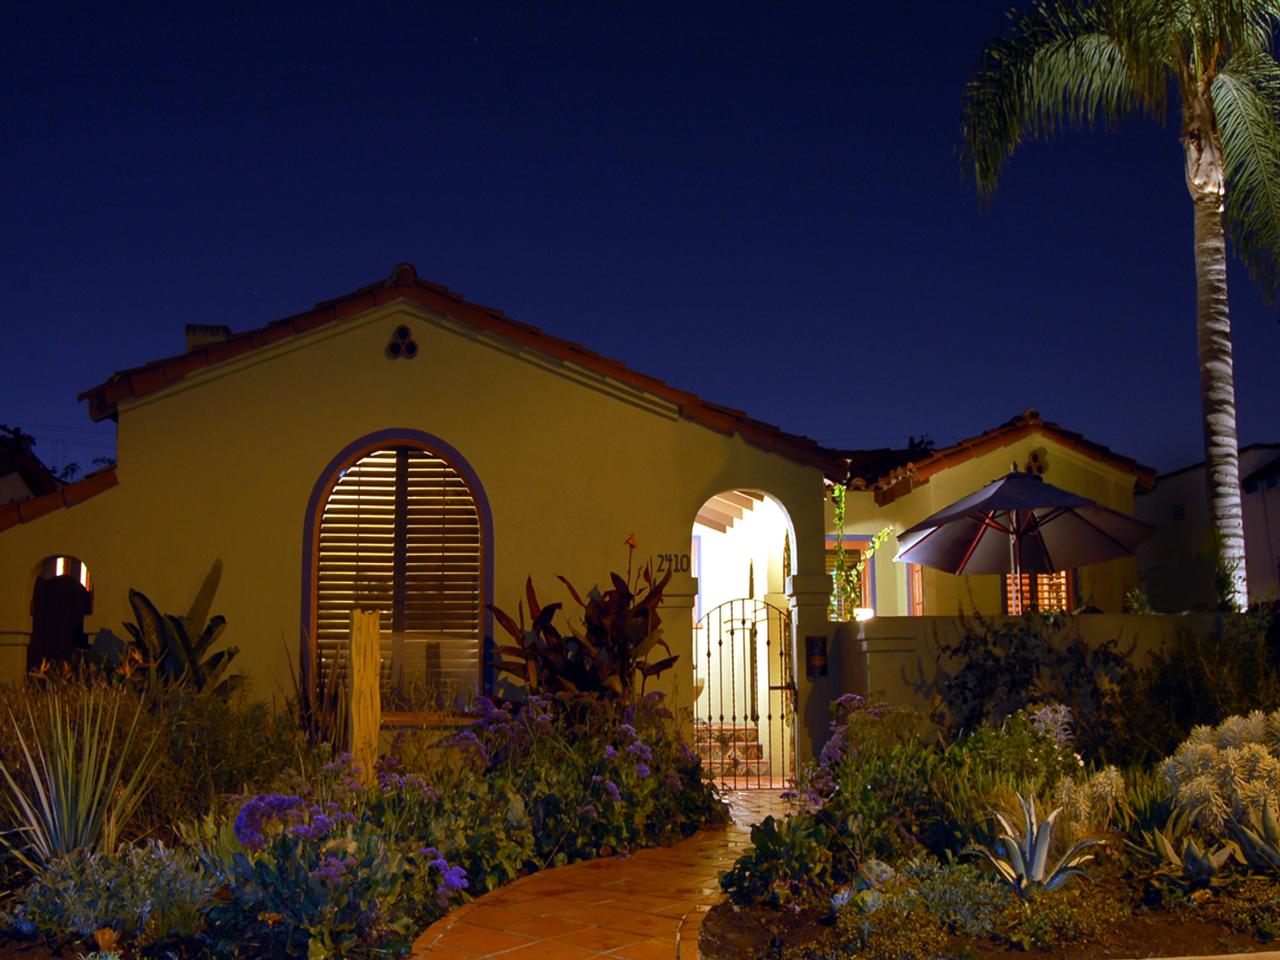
[29,555,93,670]
[691,492,797,788]
[305,432,491,715]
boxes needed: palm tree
[962,0,1280,608]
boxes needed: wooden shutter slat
[316,446,483,707]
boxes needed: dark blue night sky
[4,1,1277,476]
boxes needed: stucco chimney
[185,324,231,352]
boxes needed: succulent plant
[1131,807,1238,888]
[1229,797,1280,873]
[971,793,1103,898]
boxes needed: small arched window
[29,555,93,669]
[315,446,483,711]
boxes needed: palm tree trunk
[1185,92,1249,608]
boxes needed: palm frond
[962,0,1151,203]
[1213,53,1280,299]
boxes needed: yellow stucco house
[0,266,1157,779]
[831,410,1157,621]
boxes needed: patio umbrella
[893,469,1152,580]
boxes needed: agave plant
[1131,807,1238,889]
[1229,797,1280,873]
[92,560,240,700]
[489,563,676,702]
[971,793,1103,898]
[0,686,159,871]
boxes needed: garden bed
[700,606,1280,960]
[701,862,1280,959]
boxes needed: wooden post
[349,607,381,787]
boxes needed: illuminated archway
[690,491,797,787]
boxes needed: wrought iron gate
[693,599,797,789]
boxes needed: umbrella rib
[1065,510,1141,557]
[1029,518,1056,572]
[956,521,987,575]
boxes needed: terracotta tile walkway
[410,789,794,959]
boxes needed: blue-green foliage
[900,857,1010,937]
[7,842,212,946]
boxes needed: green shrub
[6,841,211,947]
[1123,608,1280,762]
[201,812,438,960]
[140,692,306,837]
[901,857,1012,937]
[1200,877,1280,941]
[419,691,724,881]
[720,813,838,906]
[833,898,948,960]
[931,612,1135,762]
[993,885,1128,950]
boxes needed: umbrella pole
[1010,509,1021,614]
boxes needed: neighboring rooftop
[0,466,118,535]
[78,263,848,480]
[0,427,60,504]
[1150,442,1280,484]
[846,409,1158,505]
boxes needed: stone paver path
[411,790,792,959]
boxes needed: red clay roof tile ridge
[76,264,849,479]
[0,466,119,534]
[856,409,1156,505]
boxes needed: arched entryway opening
[29,555,93,670]
[303,430,492,716]
[690,491,797,788]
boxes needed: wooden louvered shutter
[316,446,482,712]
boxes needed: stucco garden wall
[830,613,1220,720]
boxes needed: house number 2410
[656,553,691,574]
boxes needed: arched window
[30,555,93,669]
[315,445,483,711]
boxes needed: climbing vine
[829,484,893,618]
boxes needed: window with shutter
[1002,570,1074,615]
[315,445,483,712]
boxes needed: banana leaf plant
[91,560,241,701]
[488,563,676,702]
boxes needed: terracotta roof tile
[79,264,848,479]
[847,409,1156,505]
[0,468,119,535]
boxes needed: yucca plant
[0,686,160,871]
[971,792,1103,898]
